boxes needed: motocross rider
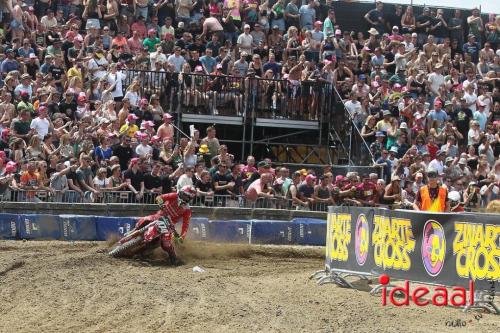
[134,185,196,241]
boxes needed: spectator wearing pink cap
[120,114,140,138]
[140,119,156,137]
[135,132,153,158]
[143,29,160,52]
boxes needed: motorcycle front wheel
[109,236,143,257]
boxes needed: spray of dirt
[105,234,324,264]
[175,241,324,263]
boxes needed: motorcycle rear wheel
[109,236,143,257]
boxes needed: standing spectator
[415,7,432,47]
[467,8,484,45]
[448,9,464,48]
[385,4,403,32]
[124,158,145,202]
[299,0,316,31]
[76,155,99,200]
[364,1,385,35]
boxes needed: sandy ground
[0,240,498,333]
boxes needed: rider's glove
[156,196,164,208]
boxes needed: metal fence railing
[0,189,331,212]
[123,70,334,120]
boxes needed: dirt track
[0,240,498,333]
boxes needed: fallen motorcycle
[109,217,181,265]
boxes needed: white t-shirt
[150,52,167,71]
[478,95,492,117]
[237,33,253,54]
[428,159,444,175]
[463,91,477,113]
[107,71,126,98]
[124,91,139,107]
[176,173,193,191]
[40,16,57,29]
[30,117,50,139]
[135,143,153,158]
[394,53,407,72]
[88,57,109,79]
[427,72,444,96]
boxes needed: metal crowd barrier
[123,70,334,120]
[0,189,331,211]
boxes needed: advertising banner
[326,207,499,292]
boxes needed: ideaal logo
[422,220,446,277]
[453,222,500,280]
[355,214,369,266]
[327,213,351,262]
[372,215,415,271]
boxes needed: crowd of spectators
[0,1,498,211]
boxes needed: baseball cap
[163,113,173,120]
[127,114,139,121]
[5,161,17,174]
[375,131,385,137]
[148,28,156,34]
[458,158,467,165]
[305,174,317,182]
[427,168,438,178]
[29,53,37,59]
[392,25,399,30]
[335,29,342,35]
[399,122,408,129]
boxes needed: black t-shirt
[452,108,473,135]
[67,170,80,189]
[212,171,232,195]
[298,183,314,199]
[144,172,162,190]
[112,144,134,171]
[48,65,64,81]
[59,100,77,119]
[25,63,39,79]
[195,179,213,193]
[62,40,74,67]
[123,169,144,191]
[229,174,243,195]
[432,17,448,38]
[158,0,175,19]
[188,58,203,71]
[161,175,173,194]
[416,15,432,34]
[386,12,402,31]
[384,52,396,74]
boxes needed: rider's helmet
[448,191,461,209]
[178,185,196,205]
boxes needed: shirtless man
[423,35,438,59]
[200,15,224,42]
[157,113,174,141]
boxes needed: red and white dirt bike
[109,217,181,264]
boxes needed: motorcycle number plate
[156,220,168,233]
